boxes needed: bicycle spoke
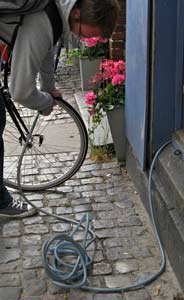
[4,99,88,190]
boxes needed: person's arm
[39,47,63,107]
[10,11,56,115]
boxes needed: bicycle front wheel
[3,99,88,191]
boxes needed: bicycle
[0,40,88,191]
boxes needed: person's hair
[76,0,120,38]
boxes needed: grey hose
[16,111,171,292]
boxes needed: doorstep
[74,91,113,146]
[126,142,184,291]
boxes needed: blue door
[126,0,179,169]
[126,0,150,169]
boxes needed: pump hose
[16,111,171,292]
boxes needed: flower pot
[106,105,126,163]
[79,57,104,91]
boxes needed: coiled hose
[16,111,171,293]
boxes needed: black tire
[4,99,88,191]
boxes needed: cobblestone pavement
[0,56,182,300]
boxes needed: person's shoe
[0,197,37,219]
[0,186,13,204]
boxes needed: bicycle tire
[3,98,88,191]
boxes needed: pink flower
[85,91,97,105]
[80,37,99,47]
[112,74,125,85]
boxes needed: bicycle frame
[1,39,88,191]
[0,76,30,144]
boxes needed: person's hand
[39,89,62,116]
[50,89,63,105]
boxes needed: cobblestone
[0,58,182,300]
[0,287,22,300]
[2,222,21,237]
[0,249,21,264]
[0,273,21,287]
[115,260,138,274]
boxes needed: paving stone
[96,228,132,239]
[90,250,104,263]
[92,203,114,211]
[55,186,73,193]
[96,209,132,220]
[76,171,92,179]
[73,204,91,213]
[71,198,91,205]
[39,207,53,216]
[51,222,71,232]
[47,197,70,207]
[46,281,65,295]
[66,192,81,199]
[23,246,41,257]
[114,200,133,209]
[92,169,121,177]
[2,222,21,237]
[105,247,133,261]
[80,164,101,172]
[115,260,138,274]
[0,287,22,300]
[124,289,151,300]
[92,262,112,275]
[101,162,120,169]
[56,207,73,215]
[46,193,62,199]
[94,293,122,300]
[22,269,37,281]
[0,249,21,264]
[26,194,44,201]
[24,224,49,234]
[67,289,94,300]
[1,238,20,248]
[104,274,132,288]
[81,177,103,184]
[117,215,142,227]
[103,238,136,249]
[130,246,152,258]
[95,182,114,190]
[94,196,113,203]
[23,256,43,269]
[23,279,47,297]
[0,261,22,273]
[82,191,106,198]
[74,185,93,192]
[64,179,81,186]
[22,216,44,226]
[0,273,21,287]
[94,219,115,229]
[22,235,42,246]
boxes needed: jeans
[0,93,6,190]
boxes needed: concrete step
[155,144,184,216]
[152,144,184,291]
[127,143,184,291]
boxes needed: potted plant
[68,37,108,91]
[85,59,126,163]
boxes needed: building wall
[109,0,126,60]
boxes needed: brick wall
[109,0,126,60]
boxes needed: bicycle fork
[3,90,41,148]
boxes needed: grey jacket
[0,0,77,114]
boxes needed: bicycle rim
[3,99,88,191]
